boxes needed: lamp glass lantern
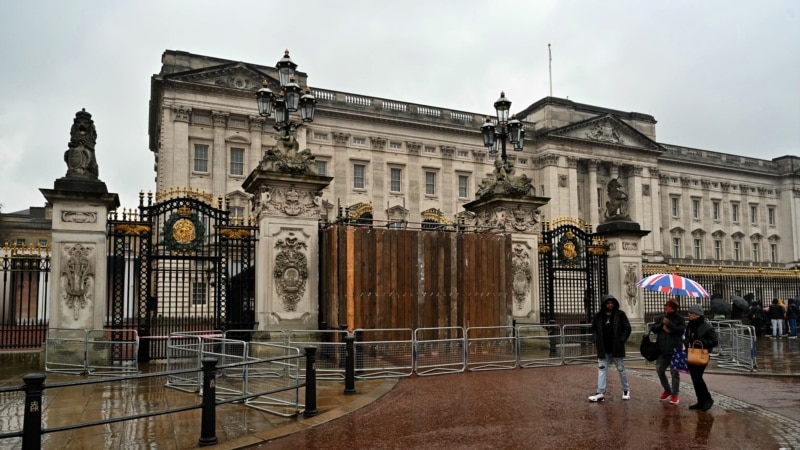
[481,117,497,148]
[299,89,317,122]
[276,50,298,87]
[494,91,511,124]
[256,83,275,117]
[273,96,288,125]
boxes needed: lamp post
[480,91,525,166]
[256,50,317,135]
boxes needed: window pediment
[669,226,685,236]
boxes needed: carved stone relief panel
[624,263,639,306]
[61,243,95,320]
[512,244,532,310]
[273,232,309,312]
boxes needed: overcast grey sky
[1,0,798,213]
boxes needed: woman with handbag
[685,304,719,411]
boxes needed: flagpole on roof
[548,43,553,97]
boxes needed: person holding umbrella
[685,304,719,410]
[652,298,686,404]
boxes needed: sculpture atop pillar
[258,127,316,175]
[476,159,536,198]
[63,109,100,180]
[604,178,630,221]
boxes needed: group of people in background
[746,296,799,339]
[587,294,718,411]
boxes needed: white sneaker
[588,393,605,402]
[622,391,631,400]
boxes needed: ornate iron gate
[538,218,608,324]
[107,192,257,361]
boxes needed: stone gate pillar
[40,109,120,330]
[595,178,650,322]
[243,145,332,331]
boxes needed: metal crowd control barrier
[466,326,517,371]
[414,327,465,376]
[289,329,348,380]
[86,329,139,376]
[559,324,596,365]
[45,328,87,374]
[200,336,248,399]
[353,328,414,379]
[244,343,303,417]
[709,320,742,358]
[165,333,204,393]
[715,324,757,372]
[517,323,562,368]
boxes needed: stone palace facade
[148,50,800,269]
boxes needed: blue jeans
[656,353,680,394]
[596,353,630,394]
[789,317,797,337]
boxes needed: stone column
[331,131,350,205]
[243,170,333,331]
[629,165,644,224]
[566,156,579,218]
[596,222,651,322]
[40,109,120,331]
[588,160,599,227]
[170,105,191,189]
[211,111,229,196]
[249,116,266,171]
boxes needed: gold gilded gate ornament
[163,204,205,253]
[556,230,584,265]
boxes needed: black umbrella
[731,295,748,309]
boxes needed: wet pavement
[0,336,798,449]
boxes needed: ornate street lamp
[480,91,525,165]
[256,50,317,133]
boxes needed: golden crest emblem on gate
[164,204,205,253]
[556,230,583,266]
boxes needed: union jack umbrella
[635,273,710,298]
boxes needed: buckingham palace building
[148,49,800,273]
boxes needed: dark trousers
[688,364,711,405]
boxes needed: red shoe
[659,391,670,401]
[669,395,680,405]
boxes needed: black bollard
[22,373,45,450]
[198,357,218,446]
[344,335,356,395]
[304,347,318,417]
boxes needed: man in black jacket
[652,298,686,405]
[588,294,632,402]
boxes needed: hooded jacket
[590,295,632,358]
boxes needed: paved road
[254,365,799,449]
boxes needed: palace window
[353,164,366,189]
[316,160,327,176]
[192,282,207,305]
[194,144,209,173]
[390,168,402,193]
[38,239,47,247]
[424,146,436,154]
[733,242,742,261]
[694,239,702,259]
[714,240,722,260]
[230,148,244,176]
[458,175,469,198]
[768,207,776,226]
[672,238,681,258]
[457,150,469,158]
[692,199,701,220]
[771,243,778,263]
[390,142,402,150]
[670,197,680,218]
[750,205,758,224]
[752,243,761,262]
[313,132,328,141]
[353,137,366,145]
[731,203,740,223]
[425,171,437,196]
[712,201,720,221]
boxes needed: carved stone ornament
[512,245,532,310]
[257,128,316,175]
[585,122,623,144]
[475,159,536,199]
[163,205,206,254]
[61,243,94,320]
[62,211,97,223]
[462,205,541,234]
[254,185,322,218]
[63,109,100,180]
[273,234,309,312]
[624,263,639,306]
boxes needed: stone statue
[476,159,536,199]
[604,178,630,221]
[259,127,316,175]
[63,109,99,179]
